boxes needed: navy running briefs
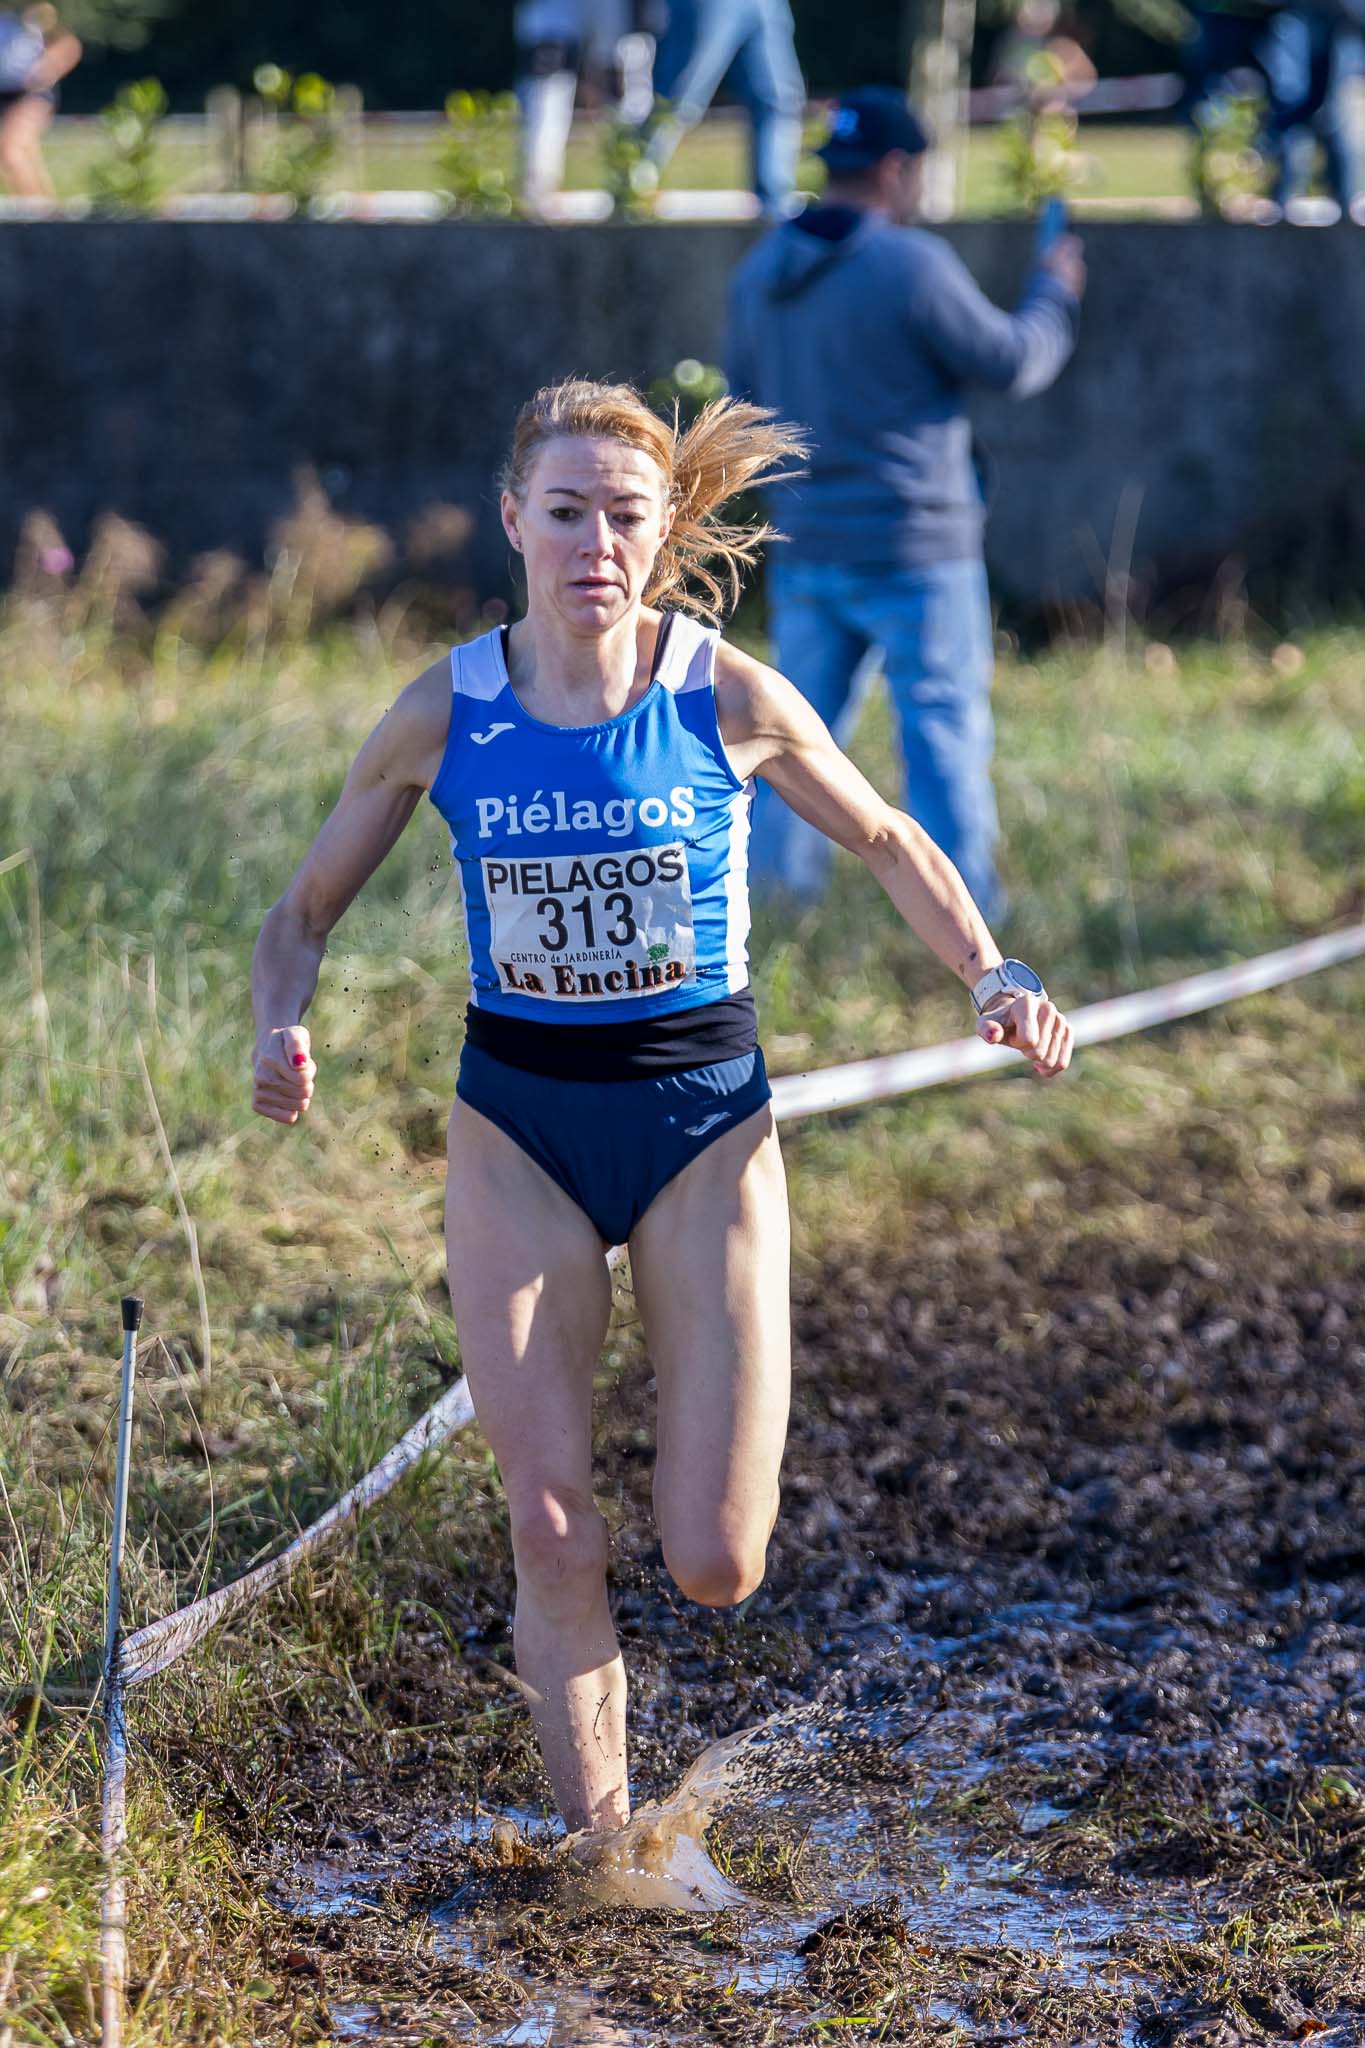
[455,1043,773,1247]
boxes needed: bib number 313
[483,842,697,1001]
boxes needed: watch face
[1003,959,1045,995]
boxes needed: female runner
[0,6,81,200]
[250,378,1073,1836]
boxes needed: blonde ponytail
[500,377,805,624]
[651,397,806,621]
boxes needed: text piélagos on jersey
[474,786,696,840]
[483,846,685,897]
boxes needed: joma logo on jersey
[475,786,696,840]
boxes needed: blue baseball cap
[816,87,930,172]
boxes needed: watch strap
[971,962,1047,1014]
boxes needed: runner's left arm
[30,31,82,89]
[715,642,1073,1077]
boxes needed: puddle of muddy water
[268,1243,1365,2044]
[290,1654,1199,2046]
[331,1995,667,2047]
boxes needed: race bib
[483,843,696,1002]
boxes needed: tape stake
[101,1295,143,2048]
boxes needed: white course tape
[769,923,1365,1122]
[119,1375,475,1686]
[118,922,1365,1688]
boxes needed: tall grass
[1,608,1362,2039]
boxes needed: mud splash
[551,1701,885,1912]
[555,1808,749,1914]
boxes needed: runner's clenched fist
[976,994,1074,1079]
[252,1024,315,1124]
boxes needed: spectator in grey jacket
[725,87,1084,915]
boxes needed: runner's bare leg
[628,1106,792,1609]
[445,1099,626,1830]
[0,97,55,199]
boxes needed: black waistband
[463,988,758,1082]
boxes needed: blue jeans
[1178,10,1273,121]
[1264,14,1364,208]
[649,0,805,214]
[751,557,1003,920]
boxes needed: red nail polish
[292,1053,307,1067]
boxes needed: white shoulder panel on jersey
[656,611,721,696]
[450,630,505,703]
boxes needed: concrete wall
[1,220,1362,610]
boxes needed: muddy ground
[218,1205,1365,2046]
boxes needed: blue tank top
[0,17,43,93]
[428,614,754,1024]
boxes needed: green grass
[1,602,1362,2040]
[35,111,1196,213]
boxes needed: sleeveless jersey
[0,17,42,93]
[428,614,754,1024]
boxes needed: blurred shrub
[997,51,1090,211]
[72,512,164,632]
[6,510,161,674]
[86,76,168,214]
[4,479,483,668]
[437,90,518,218]
[50,0,168,49]
[1190,90,1268,218]
[262,468,395,640]
[602,117,659,219]
[252,63,341,209]
[154,548,246,649]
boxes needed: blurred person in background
[0,4,80,199]
[590,0,664,127]
[1178,0,1278,133]
[643,0,805,218]
[990,0,1097,101]
[515,0,662,215]
[724,88,1083,917]
[1263,0,1365,220]
[514,0,581,215]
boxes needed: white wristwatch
[971,958,1047,1014]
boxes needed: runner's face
[504,437,674,630]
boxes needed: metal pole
[100,1295,143,2048]
[205,86,243,192]
[910,0,978,220]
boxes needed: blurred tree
[62,0,515,109]
[57,0,171,49]
[796,0,910,86]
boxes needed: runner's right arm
[250,662,450,1125]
